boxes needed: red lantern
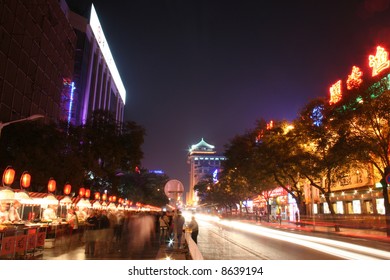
[94,192,100,200]
[102,193,107,201]
[48,178,56,193]
[112,195,117,202]
[79,187,85,197]
[20,171,31,188]
[108,196,112,202]
[85,189,91,198]
[63,183,71,195]
[2,166,15,186]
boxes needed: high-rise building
[187,138,226,206]
[0,0,125,127]
[63,2,126,125]
[0,0,76,123]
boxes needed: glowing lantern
[102,193,107,201]
[79,187,85,197]
[94,192,100,200]
[47,178,56,193]
[63,183,72,195]
[20,171,31,188]
[112,195,117,202]
[2,166,15,186]
[109,196,113,202]
[85,189,91,198]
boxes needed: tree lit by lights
[266,120,274,130]
[329,80,342,105]
[346,66,363,90]
[369,46,390,77]
[310,105,324,127]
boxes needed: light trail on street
[189,213,390,260]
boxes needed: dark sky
[75,0,390,190]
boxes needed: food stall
[0,188,47,259]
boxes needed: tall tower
[187,138,226,206]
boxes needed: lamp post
[0,114,44,138]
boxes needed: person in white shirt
[8,200,21,222]
[0,203,10,223]
[42,205,57,221]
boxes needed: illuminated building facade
[0,0,76,123]
[187,138,226,206]
[64,3,126,125]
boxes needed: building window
[323,202,330,214]
[336,201,344,214]
[376,198,385,215]
[352,200,361,214]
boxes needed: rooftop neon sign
[90,4,126,104]
[346,66,363,90]
[329,80,342,105]
[369,46,390,77]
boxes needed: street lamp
[0,114,44,138]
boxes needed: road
[191,214,390,260]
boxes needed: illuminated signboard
[90,4,126,104]
[329,80,342,105]
[369,46,390,77]
[346,66,363,90]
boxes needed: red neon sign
[369,46,390,77]
[346,66,363,90]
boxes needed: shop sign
[36,232,46,247]
[27,234,37,250]
[15,235,27,252]
[0,236,15,256]
[269,187,288,197]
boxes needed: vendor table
[0,223,47,259]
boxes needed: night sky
[72,0,390,191]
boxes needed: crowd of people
[75,208,199,256]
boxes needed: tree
[118,168,169,207]
[0,120,85,192]
[293,98,362,232]
[333,76,390,236]
[252,119,307,216]
[78,110,145,195]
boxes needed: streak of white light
[195,214,390,260]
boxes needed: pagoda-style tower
[186,138,226,206]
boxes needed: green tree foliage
[333,76,390,236]
[118,168,169,207]
[0,110,146,201]
[293,98,365,231]
[76,110,145,195]
[252,119,307,215]
[0,120,85,192]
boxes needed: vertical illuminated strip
[90,4,126,104]
[67,82,76,125]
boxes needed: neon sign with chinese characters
[346,66,363,90]
[329,80,342,105]
[369,46,390,77]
